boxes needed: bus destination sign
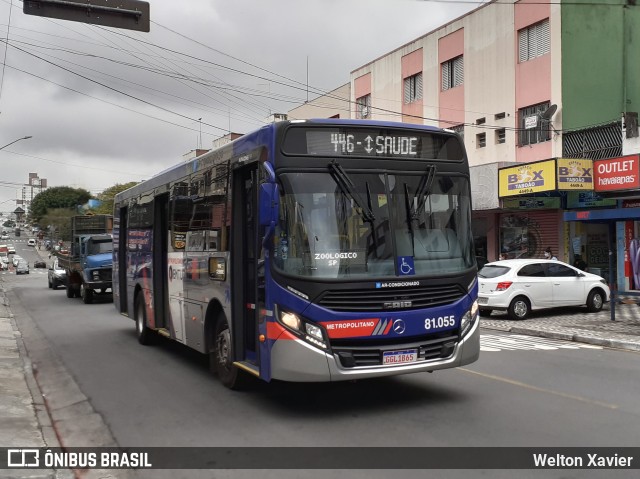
[282,127,463,160]
[330,133,417,156]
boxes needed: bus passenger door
[152,193,169,331]
[231,163,262,376]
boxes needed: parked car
[7,245,15,254]
[27,238,36,246]
[477,259,610,320]
[34,260,47,268]
[0,234,9,240]
[15,260,29,275]
[48,260,67,290]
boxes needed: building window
[496,128,506,144]
[356,94,371,119]
[451,124,464,141]
[441,55,463,91]
[518,19,550,63]
[403,72,423,104]
[519,102,551,146]
[476,132,486,148]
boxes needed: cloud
[0,0,473,205]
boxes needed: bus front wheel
[135,295,153,345]
[211,318,245,389]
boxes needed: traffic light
[23,0,150,33]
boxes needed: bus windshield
[273,169,474,279]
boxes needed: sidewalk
[480,301,640,351]
[1,241,125,479]
[0,277,68,478]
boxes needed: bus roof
[115,119,457,203]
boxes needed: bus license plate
[382,349,417,365]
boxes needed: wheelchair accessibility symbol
[397,256,415,276]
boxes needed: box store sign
[594,155,640,192]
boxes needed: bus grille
[332,334,459,368]
[318,284,465,312]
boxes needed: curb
[481,323,640,352]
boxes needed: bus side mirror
[259,183,279,227]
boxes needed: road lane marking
[460,368,619,410]
[481,334,602,351]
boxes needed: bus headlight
[460,300,478,337]
[280,311,301,331]
[276,307,328,350]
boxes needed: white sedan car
[478,259,610,320]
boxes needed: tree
[92,182,139,215]
[40,208,76,243]
[29,187,92,224]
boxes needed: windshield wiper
[328,160,375,222]
[411,164,437,220]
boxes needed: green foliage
[29,186,91,224]
[93,182,138,215]
[40,209,76,242]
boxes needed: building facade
[289,0,640,293]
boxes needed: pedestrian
[544,246,557,260]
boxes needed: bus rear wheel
[211,317,246,389]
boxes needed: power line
[4,40,232,133]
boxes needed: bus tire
[211,317,246,389]
[81,285,93,304]
[135,295,153,345]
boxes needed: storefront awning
[564,207,640,222]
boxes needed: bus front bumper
[269,318,480,382]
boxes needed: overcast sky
[0,0,474,209]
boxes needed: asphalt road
[4,249,640,479]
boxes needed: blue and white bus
[113,119,479,388]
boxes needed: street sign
[23,0,150,33]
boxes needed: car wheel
[508,296,530,320]
[479,309,493,317]
[48,278,53,289]
[587,289,605,312]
